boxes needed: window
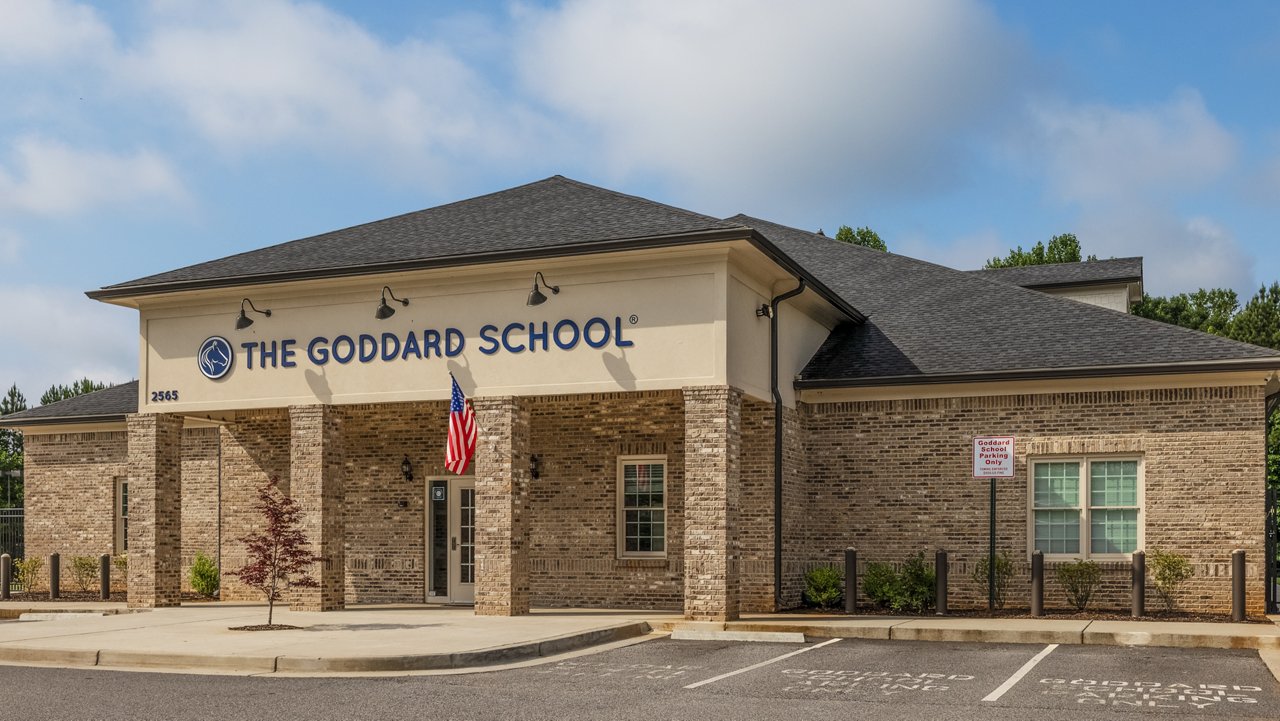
[114,477,128,554]
[1030,457,1141,558]
[618,457,666,557]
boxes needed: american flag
[445,376,476,475]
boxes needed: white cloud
[0,136,186,215]
[0,0,113,65]
[0,286,135,400]
[1026,89,1236,205]
[0,229,21,265]
[514,0,1028,212]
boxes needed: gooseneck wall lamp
[375,285,410,320]
[526,272,560,307]
[235,298,272,330]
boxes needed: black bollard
[935,549,948,616]
[100,554,111,601]
[49,552,60,600]
[0,553,9,601]
[1131,550,1145,618]
[844,548,857,614]
[1232,549,1246,622]
[1030,550,1044,617]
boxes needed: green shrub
[14,557,43,592]
[70,556,99,592]
[802,566,844,609]
[862,553,936,614]
[1148,548,1193,613]
[971,551,1016,610]
[113,554,128,591]
[1055,559,1102,611]
[189,552,220,599]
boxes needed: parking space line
[981,644,1058,702]
[683,638,842,689]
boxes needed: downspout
[770,279,805,611]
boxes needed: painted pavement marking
[683,638,841,689]
[536,658,711,681]
[982,643,1058,702]
[1037,678,1265,711]
[777,667,978,697]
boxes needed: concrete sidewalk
[0,603,666,675]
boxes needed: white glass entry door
[448,480,476,604]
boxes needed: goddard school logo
[198,336,234,380]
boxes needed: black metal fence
[0,508,22,559]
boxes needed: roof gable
[0,381,138,427]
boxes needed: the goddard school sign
[198,315,636,379]
[972,436,1015,478]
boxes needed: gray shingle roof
[94,176,745,296]
[727,216,1279,385]
[966,257,1143,289]
[0,381,138,426]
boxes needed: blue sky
[2,0,1279,399]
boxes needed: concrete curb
[0,620,652,675]
[661,618,1280,651]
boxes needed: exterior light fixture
[375,286,410,320]
[235,298,271,330]
[401,456,414,481]
[530,454,542,480]
[526,272,559,307]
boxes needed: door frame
[424,477,476,605]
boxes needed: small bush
[862,553,936,614]
[1148,548,1193,613]
[802,566,843,609]
[1055,559,1102,611]
[14,557,44,592]
[113,554,128,591]
[70,556,99,592]
[971,551,1016,610]
[190,552,220,599]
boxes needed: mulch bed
[2,590,127,602]
[228,624,300,632]
[795,606,1270,624]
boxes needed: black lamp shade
[235,310,253,330]
[527,284,547,306]
[375,298,396,320]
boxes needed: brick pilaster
[126,413,184,608]
[288,404,345,611]
[682,385,742,621]
[473,396,531,616]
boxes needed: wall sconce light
[526,272,559,307]
[235,298,271,330]
[530,454,542,480]
[401,456,414,481]
[375,285,410,320]
[755,303,772,318]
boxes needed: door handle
[452,537,458,551]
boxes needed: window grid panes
[621,461,665,555]
[1031,458,1140,558]
[117,479,128,554]
[459,488,475,584]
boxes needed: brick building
[3,177,1278,618]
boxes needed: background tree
[834,224,887,252]
[0,384,26,508]
[1132,288,1240,337]
[984,232,1097,268]
[234,476,320,628]
[40,378,110,406]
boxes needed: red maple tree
[234,476,320,626]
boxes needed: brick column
[126,413,184,608]
[683,386,742,621]
[288,404,345,611]
[473,396,531,616]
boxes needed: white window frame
[616,456,668,559]
[1026,455,1144,561]
[114,476,128,555]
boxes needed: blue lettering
[553,319,579,350]
[358,334,377,362]
[502,322,525,353]
[445,328,465,357]
[529,321,549,352]
[308,337,330,365]
[332,335,355,364]
[241,342,258,370]
[401,332,421,360]
[281,339,298,368]
[423,329,442,358]
[261,340,278,368]
[381,332,401,361]
[584,317,611,349]
[478,324,500,355]
[614,316,633,347]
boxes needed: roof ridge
[555,175,744,228]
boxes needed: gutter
[768,279,806,611]
[0,414,127,429]
[795,358,1280,390]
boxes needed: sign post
[973,436,1015,610]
